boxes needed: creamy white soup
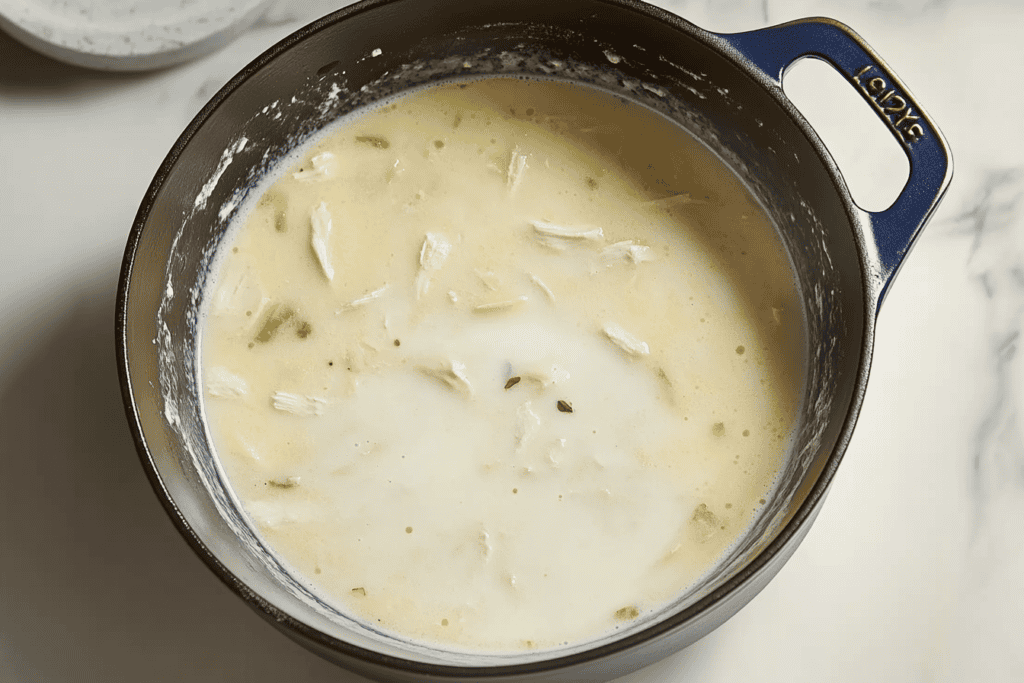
[200,77,804,651]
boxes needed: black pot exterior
[117,0,950,680]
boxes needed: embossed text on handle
[851,65,925,145]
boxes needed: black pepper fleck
[505,376,521,390]
[557,400,573,413]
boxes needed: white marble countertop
[1,1,1019,681]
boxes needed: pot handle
[716,18,952,306]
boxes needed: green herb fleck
[356,134,390,149]
[254,304,295,344]
[614,606,640,620]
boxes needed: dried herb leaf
[355,135,390,149]
[691,503,722,542]
[258,189,289,232]
[557,400,573,413]
[505,376,521,390]
[614,606,640,620]
[254,304,295,344]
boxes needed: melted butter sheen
[202,78,804,651]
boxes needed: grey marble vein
[958,170,1024,534]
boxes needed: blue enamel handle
[717,18,953,306]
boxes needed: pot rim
[117,0,877,677]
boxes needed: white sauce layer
[201,77,804,651]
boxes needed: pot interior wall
[125,0,867,670]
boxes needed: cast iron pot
[116,1,952,680]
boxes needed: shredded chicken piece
[292,151,337,182]
[644,192,707,207]
[528,273,555,302]
[514,401,542,452]
[416,358,473,396]
[310,202,334,281]
[546,438,567,468]
[479,529,493,561]
[520,364,570,387]
[271,391,328,416]
[602,322,651,356]
[212,267,267,321]
[415,232,452,298]
[475,269,500,291]
[600,240,655,264]
[530,219,604,249]
[474,296,528,313]
[507,147,528,193]
[247,500,301,528]
[206,367,249,398]
[338,284,388,312]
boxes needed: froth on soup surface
[201,77,804,651]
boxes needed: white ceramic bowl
[0,0,273,70]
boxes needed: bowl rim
[0,0,275,71]
[117,0,875,676]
